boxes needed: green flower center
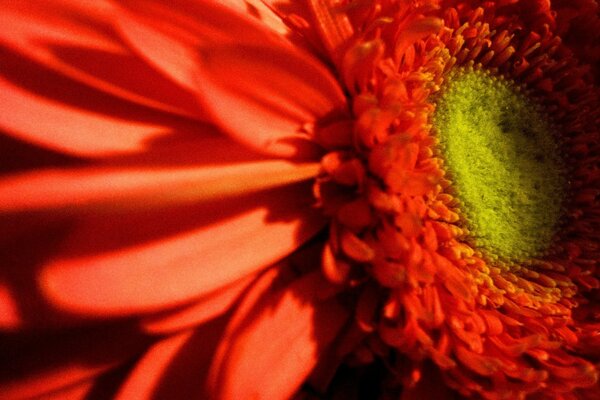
[433,69,567,261]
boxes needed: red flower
[0,0,599,399]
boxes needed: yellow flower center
[433,68,567,261]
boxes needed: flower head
[0,0,599,399]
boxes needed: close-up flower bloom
[1,0,599,399]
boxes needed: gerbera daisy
[0,0,598,399]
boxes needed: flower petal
[0,286,20,330]
[222,0,332,60]
[38,183,325,316]
[115,0,347,158]
[35,380,95,400]
[140,273,256,334]
[0,218,96,330]
[116,315,228,400]
[307,0,354,61]
[112,9,203,94]
[112,0,290,92]
[0,322,152,399]
[196,42,347,158]
[0,135,275,330]
[0,74,168,158]
[102,132,269,167]
[208,271,349,400]
[0,160,320,214]
[0,43,215,159]
[0,0,202,118]
[218,0,292,37]
[115,331,194,400]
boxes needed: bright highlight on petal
[0,160,320,214]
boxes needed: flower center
[433,68,567,262]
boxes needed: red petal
[0,45,215,160]
[38,183,325,316]
[0,285,20,329]
[0,322,152,399]
[117,0,285,47]
[114,0,347,158]
[113,0,289,93]
[115,315,228,399]
[0,136,280,329]
[247,0,332,59]
[218,0,292,36]
[0,160,320,214]
[113,9,204,93]
[140,273,256,334]
[0,75,169,157]
[307,0,354,60]
[115,332,193,400]
[102,132,268,167]
[0,1,201,119]
[208,271,348,400]
[0,218,101,330]
[196,43,346,159]
[35,380,95,400]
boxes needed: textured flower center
[433,69,567,261]
[314,2,600,396]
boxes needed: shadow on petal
[0,320,154,399]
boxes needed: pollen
[433,68,567,262]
